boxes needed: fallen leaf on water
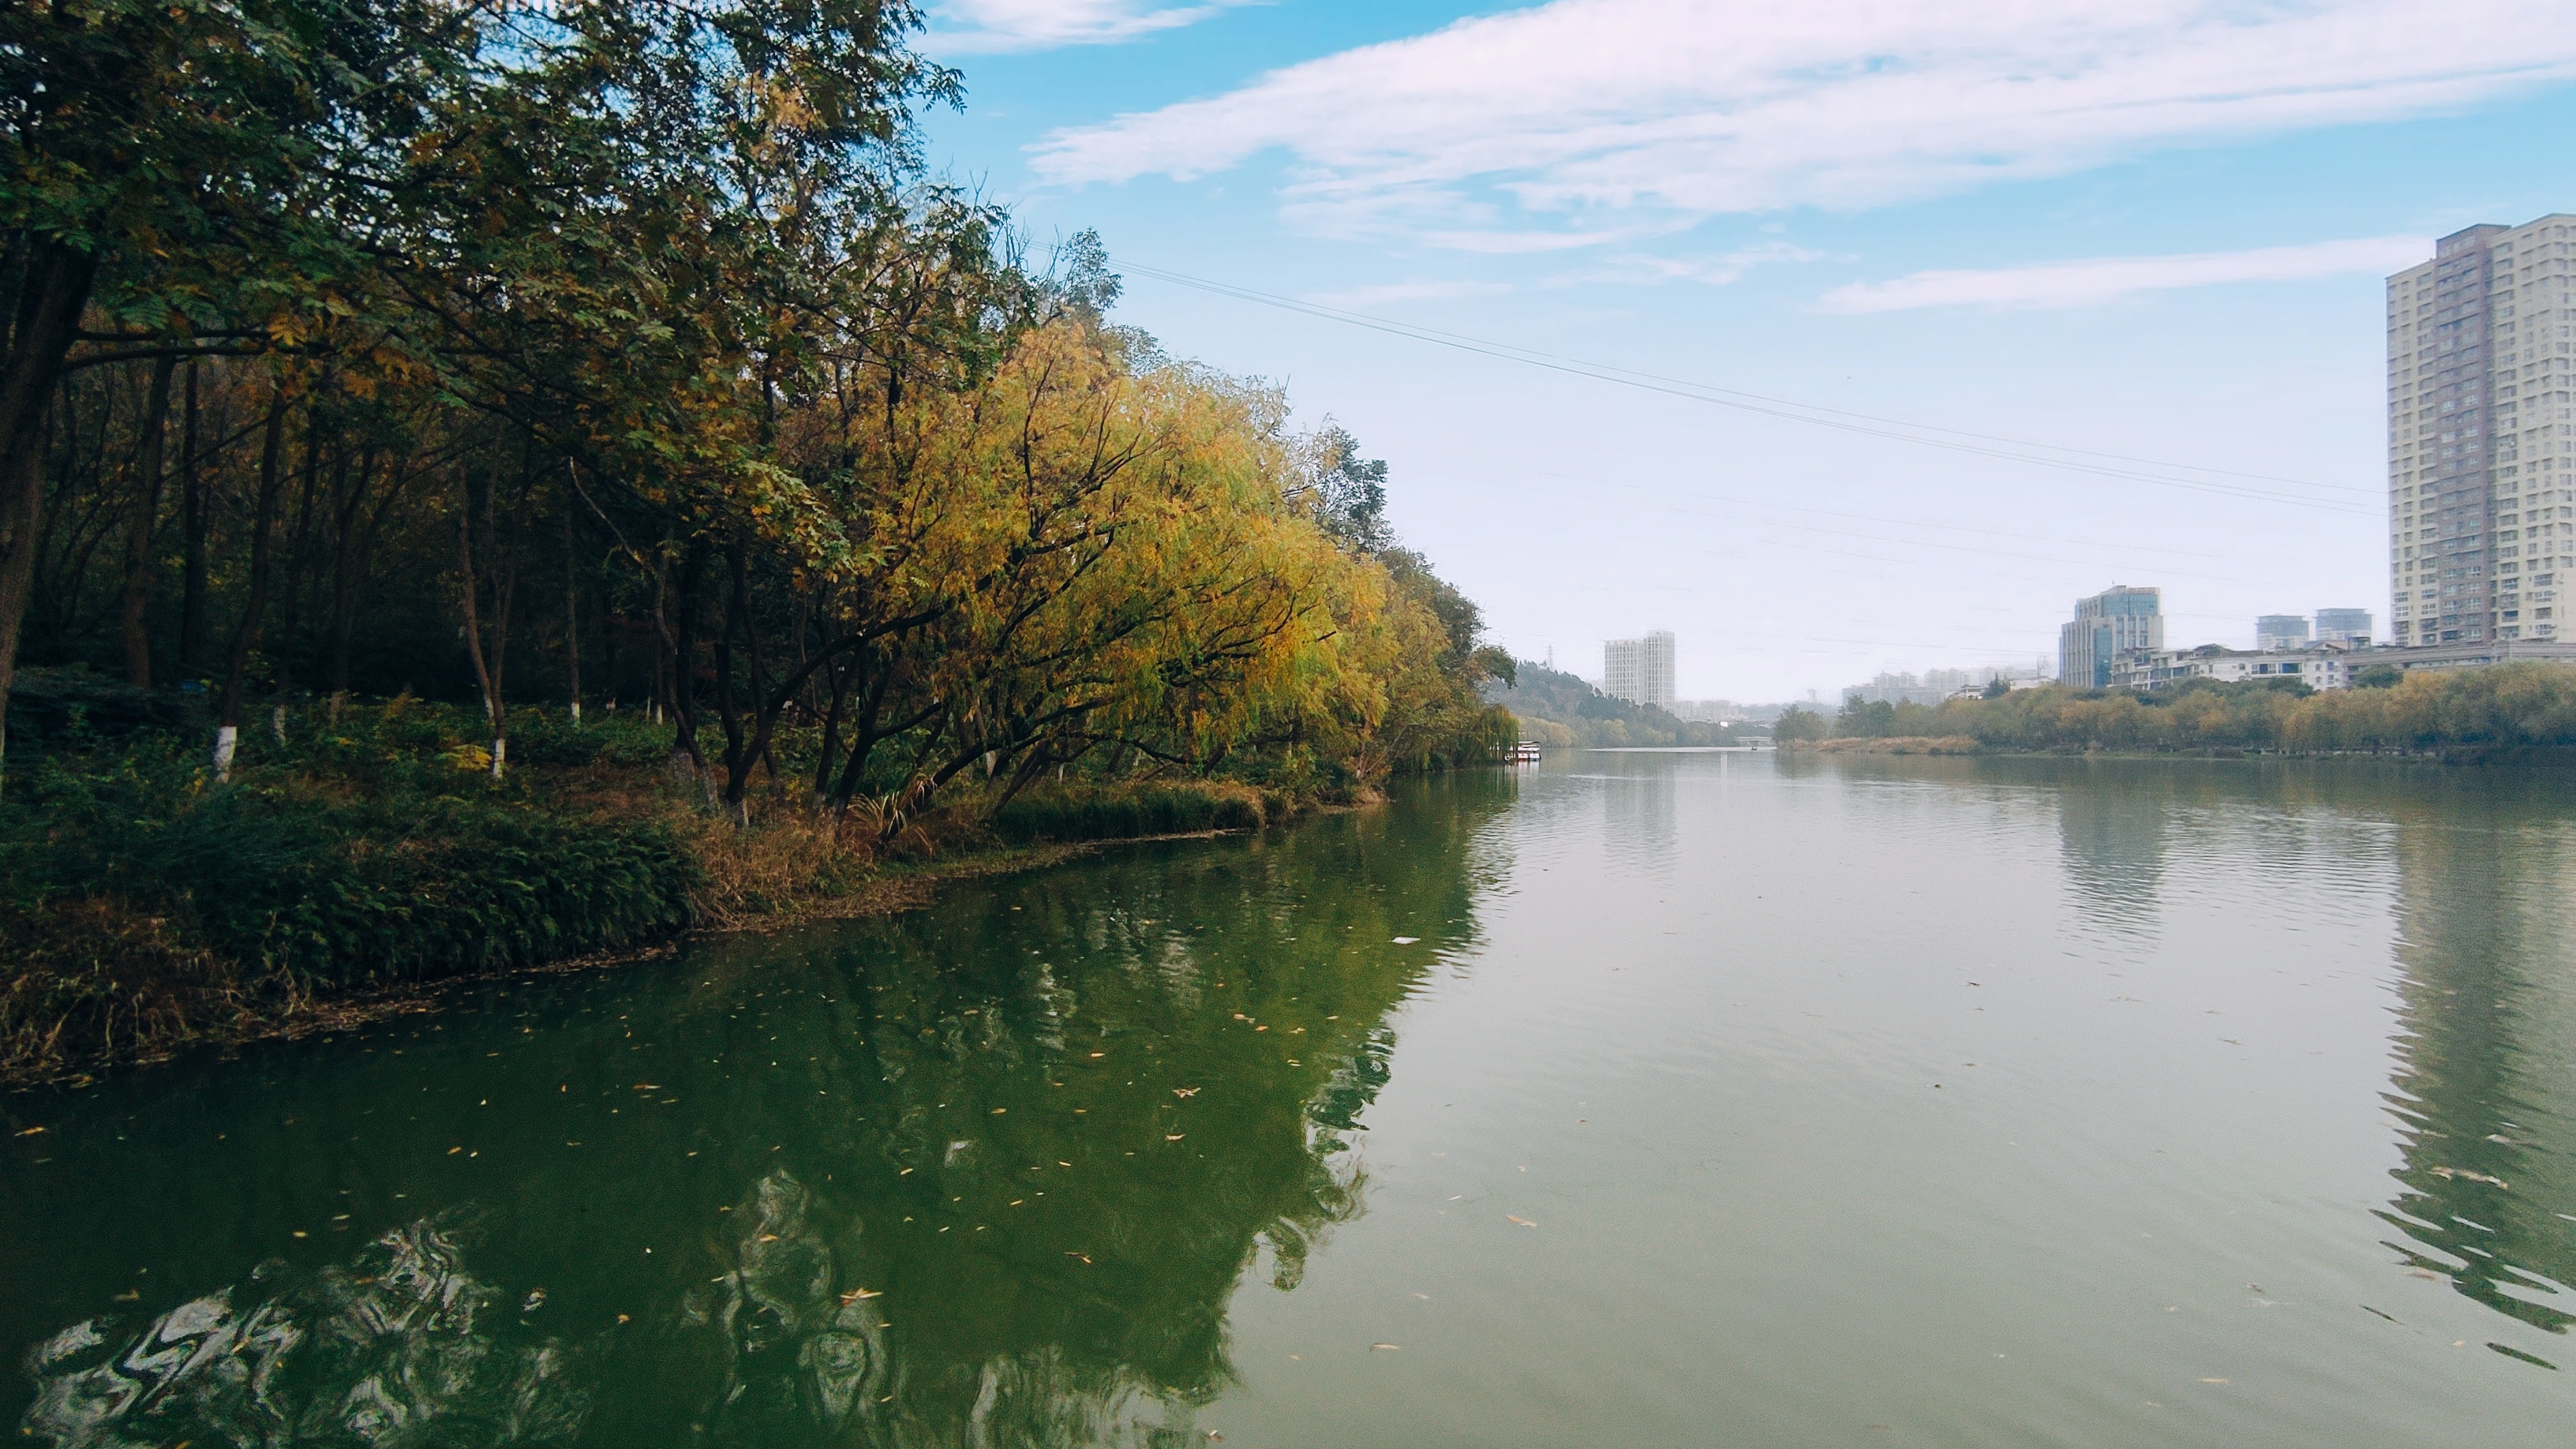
[1166,1133,1186,1141]
[112,1290,139,1303]
[1174,1088,1199,1098]
[1506,1215,1537,1227]
[634,1084,660,1091]
[1066,1252,1092,1264]
[990,1107,1007,1115]
[1088,1052,1106,1059]
[1370,1342,1401,1351]
[447,1147,462,1155]
[1393,938,1419,945]
[840,1289,882,1304]
[15,1126,44,1137]
[756,1234,779,1243]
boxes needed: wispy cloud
[930,0,1244,54]
[1560,242,1826,288]
[1305,279,1515,310]
[1029,0,2576,242]
[1818,235,2427,313]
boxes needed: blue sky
[917,0,2576,701]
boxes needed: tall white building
[2388,216,2576,645]
[1602,630,1676,710]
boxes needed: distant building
[2059,586,2164,687]
[1841,672,1950,709]
[1843,664,2048,709]
[2387,215,2576,646]
[2314,608,2374,647]
[2256,615,2312,651]
[1603,630,1676,710]
[2110,643,2359,692]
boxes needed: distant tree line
[1811,667,2576,754]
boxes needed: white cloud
[1561,242,1827,288]
[1028,0,2576,242]
[930,0,1241,54]
[1818,235,2426,312]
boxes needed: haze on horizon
[919,0,2576,702]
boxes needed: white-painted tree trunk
[212,725,237,783]
[489,736,506,781]
[271,703,286,747]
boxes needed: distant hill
[1481,661,1748,747]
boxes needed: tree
[1773,706,1825,743]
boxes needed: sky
[915,0,2576,702]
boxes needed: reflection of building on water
[1597,759,1680,874]
[2376,779,2576,1350]
[2054,766,2172,938]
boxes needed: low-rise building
[2110,643,2360,691]
[2354,639,2576,672]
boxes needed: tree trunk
[563,500,581,724]
[118,355,178,687]
[215,394,290,782]
[0,238,101,782]
[177,361,208,675]
[455,466,519,780]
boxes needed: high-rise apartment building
[2388,216,2576,645]
[1602,630,1676,710]
[2256,614,2311,651]
[2058,586,2162,687]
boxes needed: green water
[5,753,2574,1445]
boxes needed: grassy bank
[0,685,1354,1085]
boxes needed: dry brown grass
[1803,736,1986,755]
[0,897,253,1080]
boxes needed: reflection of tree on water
[2373,776,2576,1356]
[12,781,1512,1446]
[27,1216,589,1446]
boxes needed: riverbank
[1784,735,2576,763]
[1798,665,2576,755]
[0,695,1359,1088]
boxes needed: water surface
[5,754,2574,1445]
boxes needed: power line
[1114,259,2377,516]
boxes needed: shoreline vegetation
[1776,665,2576,758]
[1,5,1517,1084]
[2,695,1411,1087]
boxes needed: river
[3,751,2572,1445]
